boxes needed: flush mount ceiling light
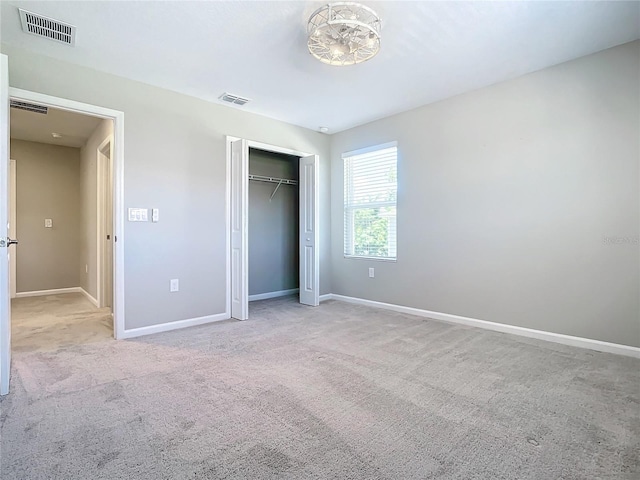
[307,2,381,66]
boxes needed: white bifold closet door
[230,139,249,320]
[299,155,319,306]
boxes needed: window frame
[342,141,398,262]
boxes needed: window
[343,142,397,260]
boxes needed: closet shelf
[249,174,298,201]
[248,174,298,186]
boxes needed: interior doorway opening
[97,137,114,311]
[1,77,125,395]
[227,137,320,321]
[248,148,300,303]
[8,103,116,350]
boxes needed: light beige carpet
[1,294,638,479]
[10,293,113,354]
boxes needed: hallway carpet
[1,295,638,479]
[10,293,113,353]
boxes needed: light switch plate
[44,218,52,228]
[170,279,179,292]
[152,208,159,223]
[128,208,148,222]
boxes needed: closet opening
[227,137,319,321]
[248,148,300,303]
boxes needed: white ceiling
[1,1,638,133]
[11,105,102,147]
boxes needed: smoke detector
[19,8,76,46]
[219,92,251,106]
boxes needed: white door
[230,139,248,320]
[1,54,12,395]
[99,145,113,309]
[299,155,319,306]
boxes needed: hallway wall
[79,119,113,300]
[11,140,81,292]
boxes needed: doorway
[227,137,320,321]
[8,104,115,351]
[248,148,300,302]
[97,137,114,311]
[0,76,125,395]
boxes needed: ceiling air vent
[10,100,48,115]
[19,8,76,46]
[219,93,251,106]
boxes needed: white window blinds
[343,143,397,260]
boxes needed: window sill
[343,255,397,263]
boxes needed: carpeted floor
[1,294,638,479]
[9,293,113,353]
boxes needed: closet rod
[248,174,298,186]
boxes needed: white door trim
[8,88,126,340]
[96,135,114,310]
[225,136,320,318]
[9,159,16,299]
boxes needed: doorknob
[0,237,18,247]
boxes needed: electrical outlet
[369,268,375,278]
[170,279,179,292]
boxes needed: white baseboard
[249,288,299,302]
[16,287,83,298]
[323,294,640,359]
[120,312,229,339]
[79,288,99,307]
[16,287,100,308]
[319,294,333,302]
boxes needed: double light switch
[128,208,159,222]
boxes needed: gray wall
[11,140,81,292]
[248,149,299,296]
[79,118,113,299]
[2,43,332,330]
[330,41,640,347]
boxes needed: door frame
[9,159,16,299]
[225,136,320,318]
[8,88,126,339]
[96,135,114,310]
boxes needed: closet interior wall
[248,148,299,299]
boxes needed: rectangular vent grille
[10,100,48,115]
[219,93,251,106]
[19,8,76,46]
